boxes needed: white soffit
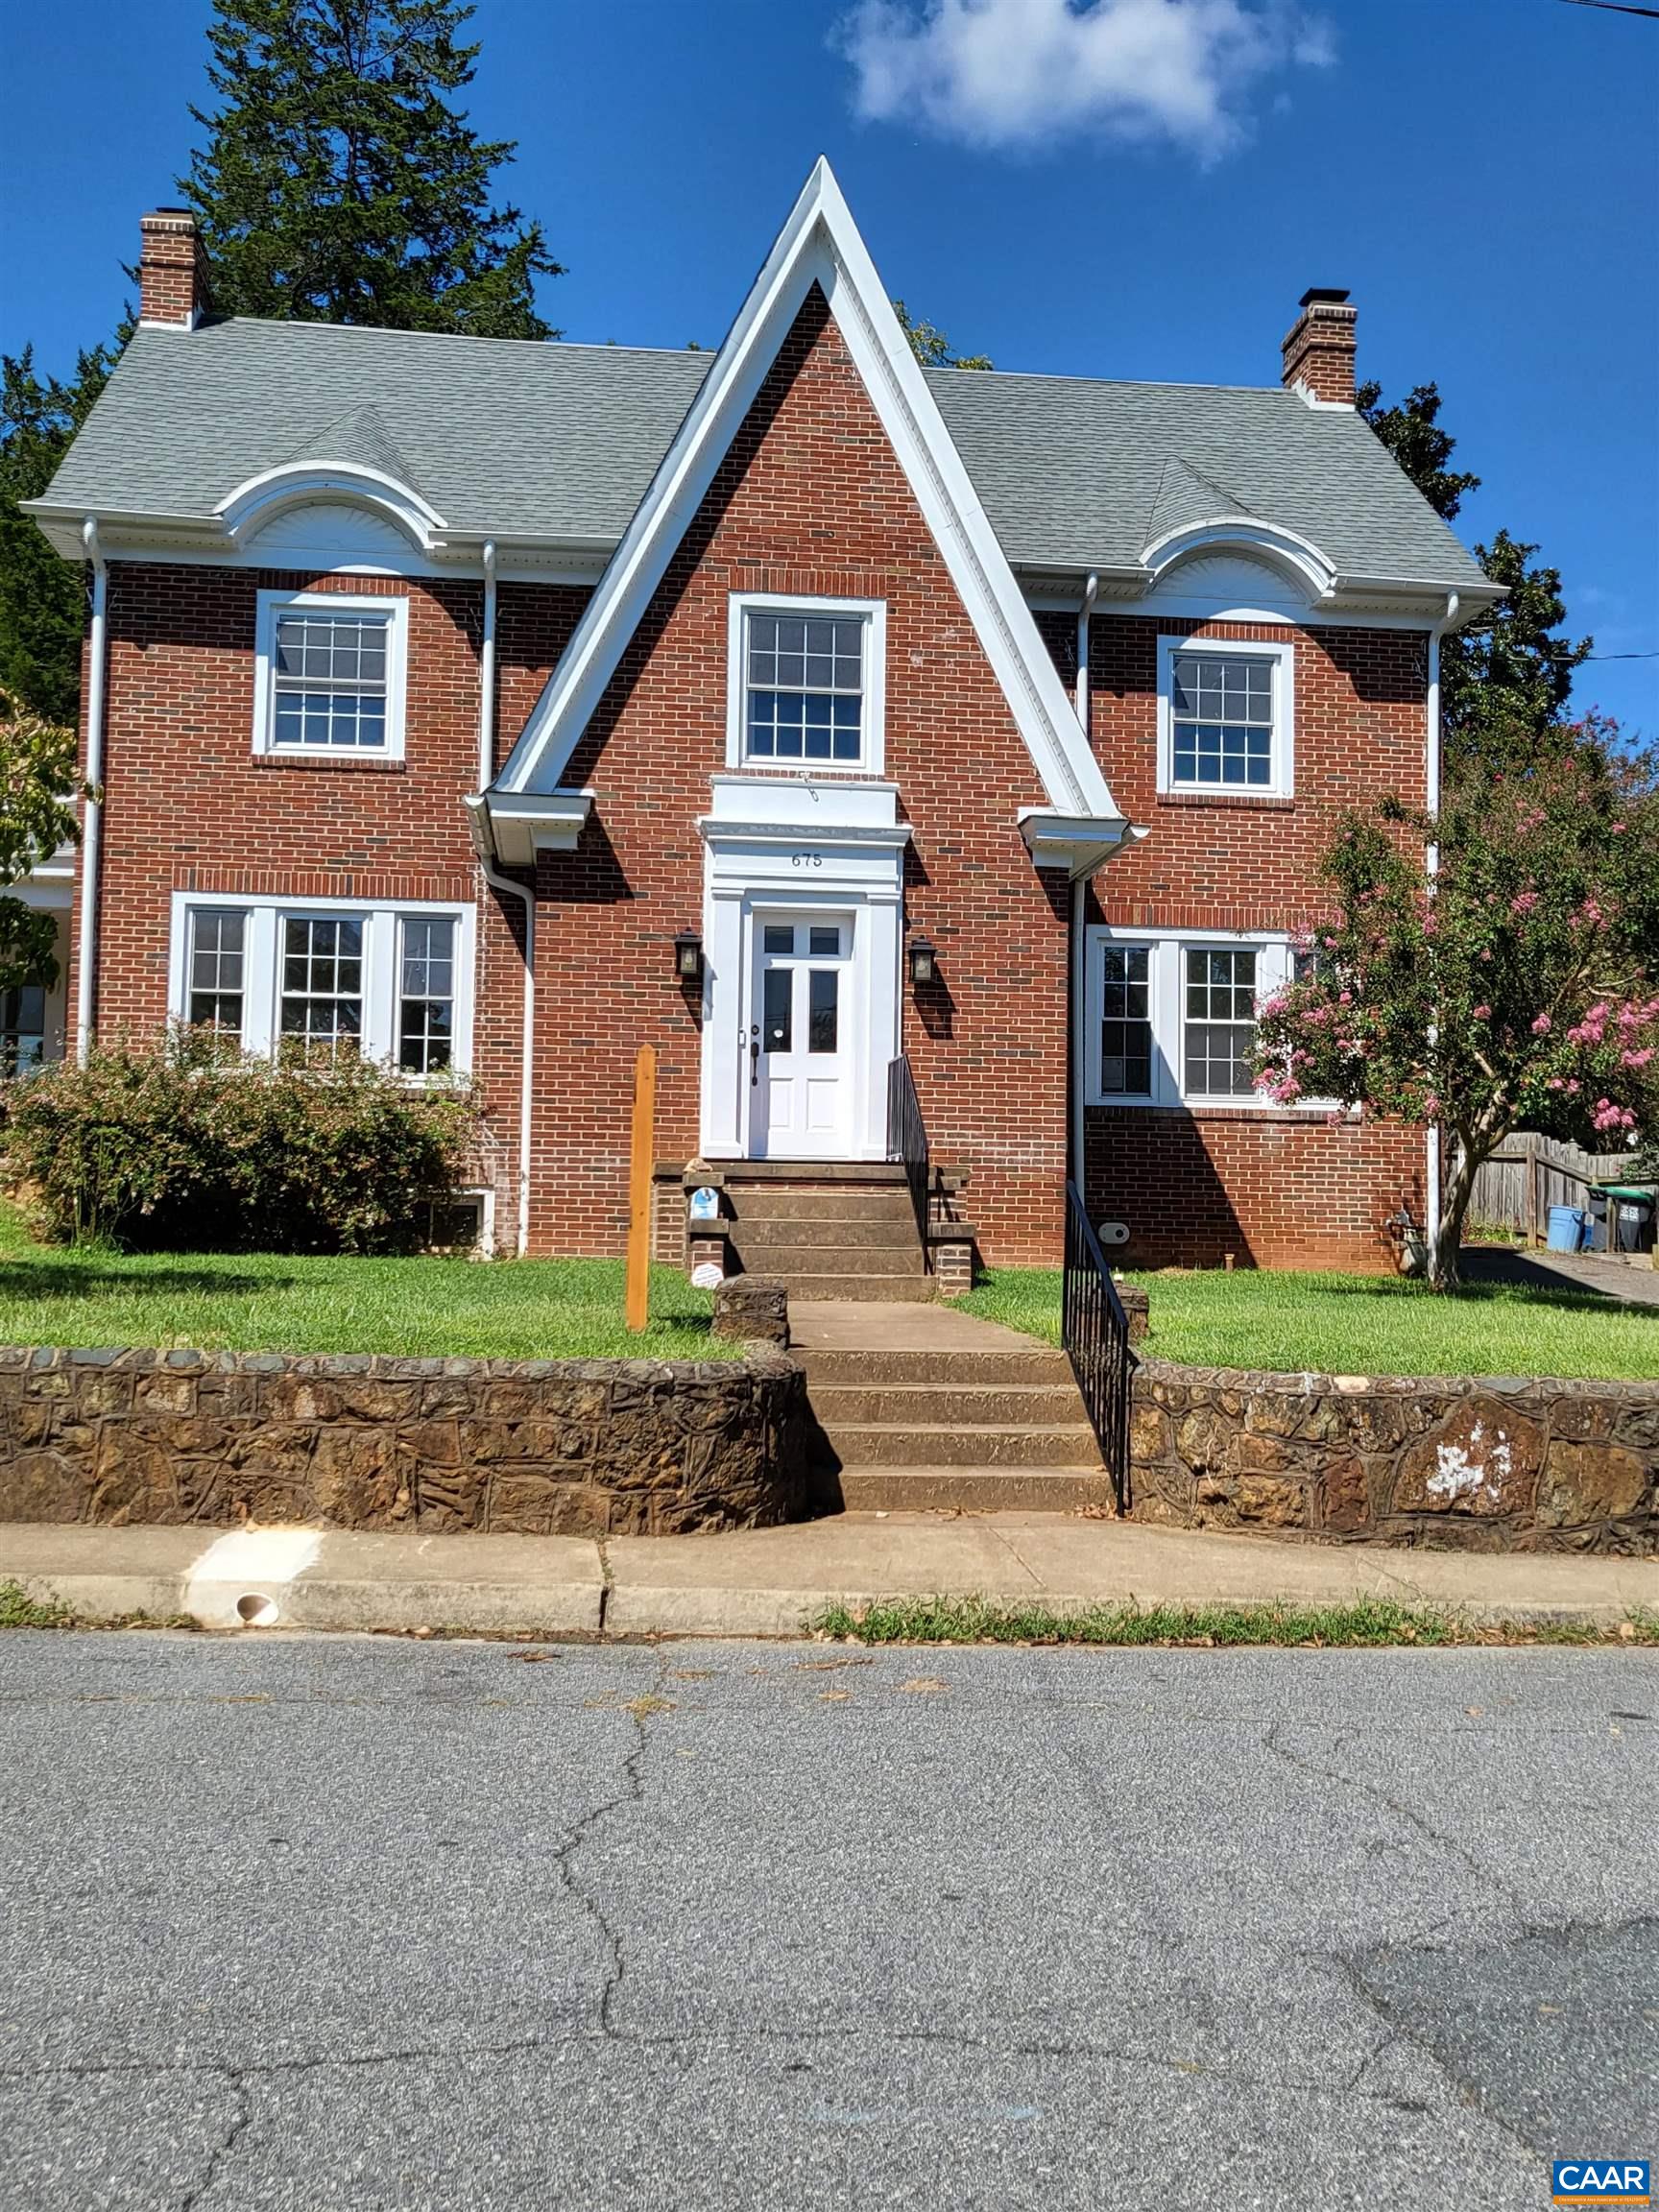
[492,157,1124,833]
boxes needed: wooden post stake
[625,1044,657,1334]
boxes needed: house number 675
[791,851,823,868]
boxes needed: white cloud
[839,0,1334,160]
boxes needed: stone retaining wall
[1131,1362,1657,1553]
[0,1343,808,1538]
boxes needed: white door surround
[697,776,909,1162]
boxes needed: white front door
[748,912,854,1158]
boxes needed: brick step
[809,1382,1085,1426]
[775,1273,936,1303]
[800,1347,1071,1386]
[716,1162,909,1187]
[827,1465,1117,1513]
[730,1190,918,1223]
[814,1420,1099,1469]
[738,1212,925,1247]
[736,1242,924,1279]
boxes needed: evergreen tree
[0,344,118,723]
[180,0,562,337]
[1358,378,1591,776]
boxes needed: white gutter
[472,541,535,1259]
[74,517,108,1066]
[1074,570,1098,726]
[478,540,497,789]
[1069,573,1098,1194]
[1423,589,1457,1252]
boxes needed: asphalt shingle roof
[39,316,1487,589]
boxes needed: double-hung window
[1088,931,1318,1108]
[0,985,48,1074]
[254,590,408,761]
[1158,637,1292,797]
[729,596,884,773]
[1183,948,1259,1098]
[174,899,470,1074]
[1098,945,1154,1098]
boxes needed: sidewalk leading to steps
[3,1515,1654,1639]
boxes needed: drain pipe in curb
[75,516,108,1067]
[472,540,536,1259]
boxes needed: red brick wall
[74,563,584,1222]
[528,283,1066,1262]
[1035,608,1429,1271]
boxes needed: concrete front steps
[723,1164,931,1303]
[797,1326,1110,1514]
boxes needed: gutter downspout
[75,517,108,1067]
[1069,573,1099,1195]
[473,540,535,1259]
[1423,589,1457,1258]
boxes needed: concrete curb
[3,1518,1655,1641]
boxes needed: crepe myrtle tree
[1251,717,1659,1290]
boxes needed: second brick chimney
[138,208,211,330]
[1281,286,1357,405]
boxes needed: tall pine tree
[1358,378,1591,777]
[180,0,562,336]
[0,343,119,723]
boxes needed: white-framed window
[252,589,409,761]
[170,895,473,1074]
[1157,635,1293,798]
[1085,927,1315,1109]
[725,593,885,774]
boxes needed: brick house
[26,163,1498,1282]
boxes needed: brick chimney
[1281,286,1356,405]
[138,208,211,329]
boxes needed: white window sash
[724,592,887,775]
[252,589,410,762]
[1155,634,1294,800]
[1085,926,1310,1110]
[168,893,472,1075]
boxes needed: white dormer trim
[1141,517,1337,605]
[491,157,1126,868]
[217,464,448,553]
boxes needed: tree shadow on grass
[1296,1262,1656,1326]
[0,1261,286,1300]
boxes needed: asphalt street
[0,1630,1653,2210]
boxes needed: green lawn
[961,1265,1659,1382]
[0,1207,725,1360]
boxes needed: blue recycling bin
[1546,1204,1588,1253]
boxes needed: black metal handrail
[1063,1180,1137,1511]
[886,1055,931,1272]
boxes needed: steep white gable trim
[493,158,1121,833]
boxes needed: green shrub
[0,1030,480,1253]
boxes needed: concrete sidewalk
[3,1515,1655,1638]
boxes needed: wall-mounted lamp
[907,935,937,987]
[674,929,704,982]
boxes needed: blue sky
[3,0,1654,733]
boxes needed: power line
[1555,0,1659,18]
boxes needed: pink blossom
[1423,1094,1441,1117]
[1611,821,1626,834]
[1546,1077,1566,1092]
[1577,899,1604,928]
[1621,1048,1654,1070]
[1530,1014,1551,1035]
[1337,991,1353,1007]
[1510,891,1538,917]
[1592,1098,1637,1134]
[1472,1005,1490,1021]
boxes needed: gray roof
[39,315,1487,588]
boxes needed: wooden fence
[1468,1133,1647,1243]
